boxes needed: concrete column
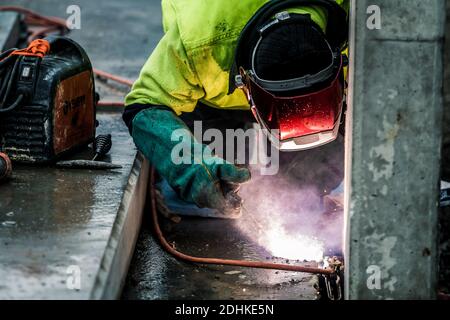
[345,0,445,299]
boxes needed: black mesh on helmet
[254,22,332,81]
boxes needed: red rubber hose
[149,166,333,275]
[93,68,134,87]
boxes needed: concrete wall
[442,0,450,180]
[345,0,445,299]
[439,0,450,295]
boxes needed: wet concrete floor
[121,168,345,300]
[122,215,319,300]
[0,113,136,299]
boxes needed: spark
[260,220,324,261]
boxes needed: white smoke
[236,168,344,262]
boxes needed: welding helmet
[230,0,348,151]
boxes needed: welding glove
[132,108,251,216]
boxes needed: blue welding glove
[131,107,251,216]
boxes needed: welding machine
[0,36,96,164]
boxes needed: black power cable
[0,51,24,114]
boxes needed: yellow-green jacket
[125,0,349,116]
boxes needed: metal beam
[345,0,445,299]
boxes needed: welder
[123,0,349,217]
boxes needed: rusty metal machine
[0,36,96,164]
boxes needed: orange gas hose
[96,101,126,107]
[149,166,334,275]
[93,68,134,87]
[0,6,67,27]
[10,39,50,59]
[93,68,133,108]
[0,6,69,42]
[0,6,132,108]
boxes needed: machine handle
[92,134,112,161]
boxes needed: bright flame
[259,220,324,261]
[236,171,333,262]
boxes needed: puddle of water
[2,221,16,227]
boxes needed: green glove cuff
[132,108,250,210]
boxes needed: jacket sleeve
[124,22,205,116]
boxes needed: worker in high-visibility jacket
[123,0,350,217]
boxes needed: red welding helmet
[237,47,345,151]
[231,1,348,151]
